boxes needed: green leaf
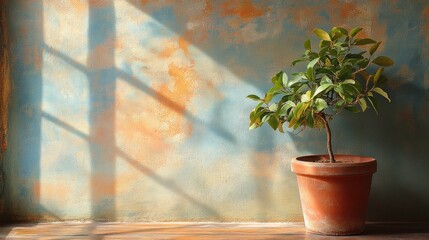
[306,67,315,81]
[370,42,381,55]
[269,103,278,111]
[246,94,262,101]
[288,116,298,128]
[261,113,271,123]
[295,84,308,94]
[355,38,377,45]
[249,120,260,130]
[279,101,295,116]
[319,40,331,48]
[265,83,283,103]
[294,102,308,120]
[293,103,303,117]
[271,71,282,84]
[345,106,361,113]
[253,102,263,111]
[372,56,394,66]
[291,57,308,66]
[337,65,353,79]
[319,46,329,57]
[357,59,369,68]
[366,96,378,114]
[330,30,342,41]
[282,72,289,88]
[304,39,311,51]
[377,75,388,86]
[358,98,367,112]
[268,116,279,130]
[373,68,384,86]
[305,111,314,128]
[314,98,328,112]
[301,90,312,103]
[335,99,345,109]
[334,85,345,99]
[332,27,348,36]
[350,27,363,37]
[373,87,391,102]
[341,79,355,85]
[320,76,333,84]
[308,52,319,60]
[313,28,331,41]
[307,57,320,69]
[249,110,256,122]
[288,75,307,88]
[313,83,333,99]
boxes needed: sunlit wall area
[40,0,92,220]
[4,0,429,222]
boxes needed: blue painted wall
[4,0,429,221]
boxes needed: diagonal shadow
[124,0,279,90]
[41,111,224,220]
[42,44,235,143]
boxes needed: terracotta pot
[291,155,377,235]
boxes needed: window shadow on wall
[87,0,117,222]
[41,111,223,220]
[4,0,43,222]
[42,43,225,221]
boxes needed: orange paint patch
[289,6,325,29]
[23,46,43,71]
[91,174,115,202]
[88,0,113,8]
[178,37,190,57]
[328,0,385,38]
[70,0,87,12]
[88,38,115,69]
[32,181,41,201]
[158,41,177,58]
[283,1,386,38]
[115,98,170,152]
[115,39,124,50]
[219,0,264,20]
[170,1,213,45]
[139,0,149,5]
[37,180,74,203]
[153,63,196,136]
[90,107,116,144]
[249,152,279,178]
[115,34,204,167]
[336,0,360,19]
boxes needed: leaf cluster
[247,27,394,132]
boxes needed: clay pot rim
[291,154,377,176]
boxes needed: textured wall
[4,0,429,222]
[0,0,11,220]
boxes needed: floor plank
[1,222,428,239]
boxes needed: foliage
[247,27,394,162]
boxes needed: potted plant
[247,27,394,235]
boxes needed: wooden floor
[1,222,429,239]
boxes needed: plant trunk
[320,114,335,163]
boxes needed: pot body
[291,155,377,235]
